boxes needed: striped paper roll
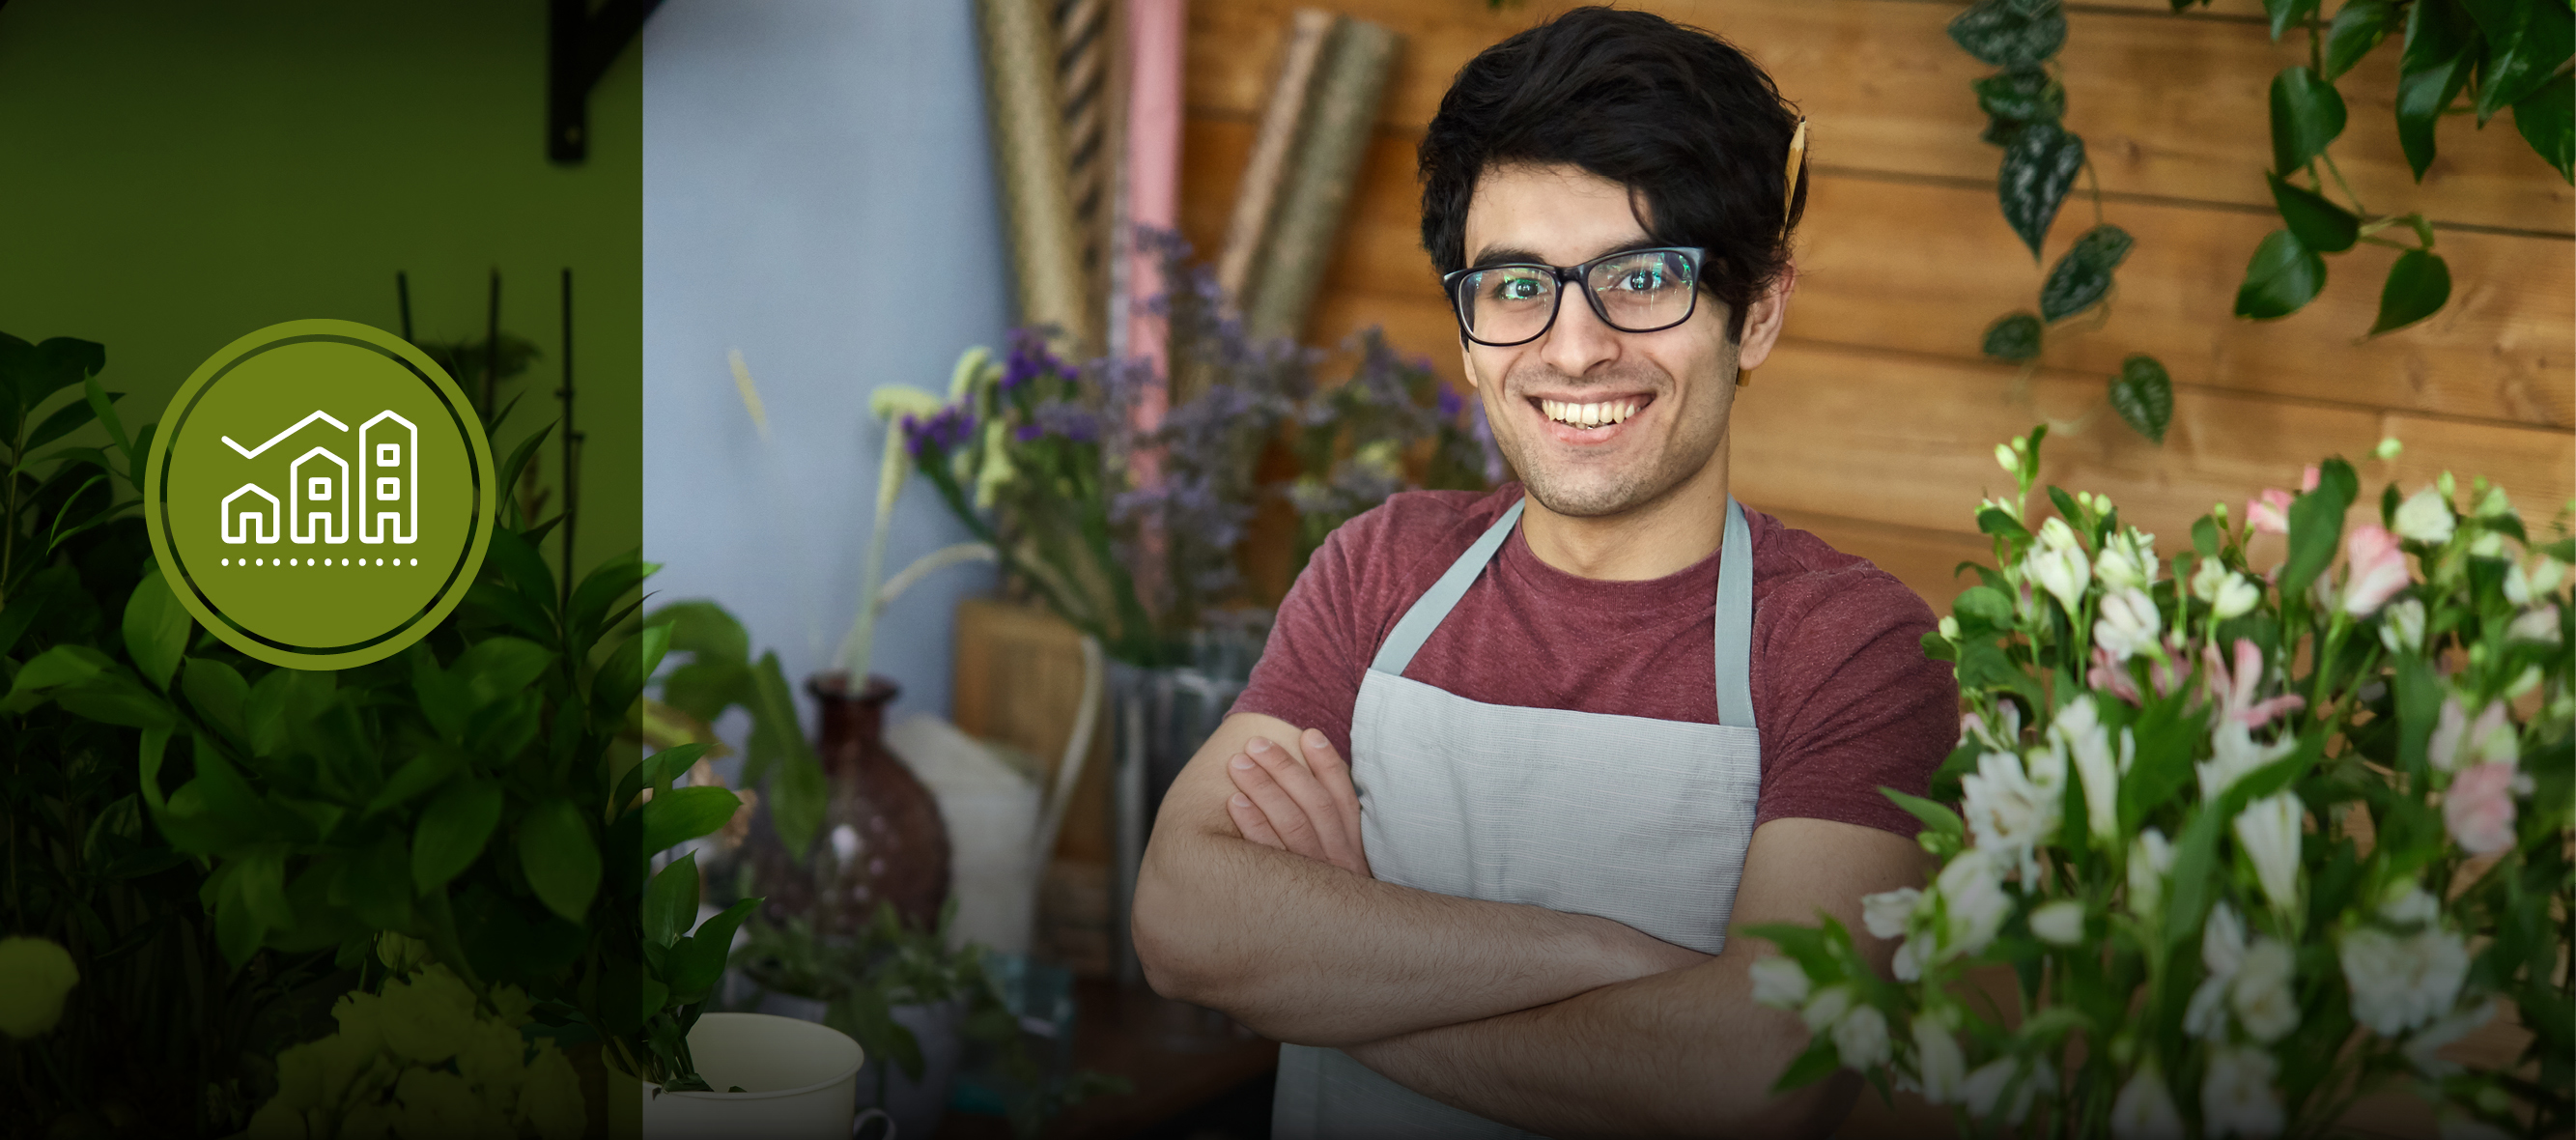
[1241,16,1399,344]
[1056,0,1112,302]
[977,0,1093,352]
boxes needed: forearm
[1133,821,1701,1045]
[1343,955,1853,1139]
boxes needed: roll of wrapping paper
[977,0,1094,351]
[1055,0,1113,301]
[1241,16,1399,344]
[1214,9,1338,305]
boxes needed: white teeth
[1542,399,1639,428]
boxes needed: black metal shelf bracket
[549,0,659,164]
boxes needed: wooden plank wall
[1178,0,2575,610]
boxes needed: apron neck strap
[1369,496,1760,730]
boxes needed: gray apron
[1272,497,1765,1139]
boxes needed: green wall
[0,0,641,576]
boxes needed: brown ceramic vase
[744,672,952,934]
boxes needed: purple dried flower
[1436,385,1462,420]
[1003,328,1063,391]
[1014,423,1043,442]
[913,405,976,454]
[900,414,925,457]
[1033,401,1101,443]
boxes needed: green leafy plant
[7,352,758,1114]
[1954,0,2571,442]
[731,901,1127,1138]
[4,331,332,1136]
[1757,425,2572,1136]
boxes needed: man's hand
[1225,729,1371,878]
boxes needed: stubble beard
[1499,363,1729,520]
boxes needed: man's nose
[1538,287,1619,379]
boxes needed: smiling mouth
[1534,396,1648,430]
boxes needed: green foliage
[1950,0,2569,443]
[732,902,1129,1138]
[2107,355,2174,444]
[641,599,821,857]
[2037,225,2133,322]
[2234,230,2330,319]
[1981,312,2047,363]
[5,330,332,1135]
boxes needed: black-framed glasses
[1440,245,1706,347]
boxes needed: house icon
[289,446,349,544]
[221,484,281,544]
[358,412,417,545]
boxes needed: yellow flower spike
[0,936,78,1039]
[947,346,991,401]
[725,349,770,442]
[868,385,946,424]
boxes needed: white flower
[2429,698,2516,773]
[2129,828,2175,919]
[1995,442,2021,476]
[1961,1057,2045,1125]
[2393,486,2456,545]
[2379,598,2426,654]
[2187,903,2250,1040]
[2474,485,2513,518]
[1961,751,2058,881]
[2201,1045,2285,1138]
[2094,587,2164,662]
[1861,888,1922,941]
[1892,932,1929,983]
[2030,900,2085,946]
[2341,914,2470,1036]
[2110,1064,2185,1140]
[1800,985,1854,1033]
[2096,529,2160,590]
[1831,1004,1891,1069]
[1911,1012,1967,1103]
[2403,1000,2495,1077]
[2230,938,2301,1043]
[2026,518,2092,613]
[2508,604,2562,644]
[2470,530,2505,557]
[2197,722,2295,800]
[1936,848,2012,959]
[1748,955,1810,1010]
[2213,573,2260,620]
[2233,792,2305,915]
[2053,696,2132,845]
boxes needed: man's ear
[1732,262,1799,374]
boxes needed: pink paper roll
[1121,0,1183,439]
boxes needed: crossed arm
[1128,712,1928,1138]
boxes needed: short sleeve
[1751,565,1961,837]
[1230,509,1377,761]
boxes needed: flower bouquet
[879,232,1493,668]
[1751,426,2572,1138]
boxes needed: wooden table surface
[933,979,1278,1140]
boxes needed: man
[1129,9,1959,1137]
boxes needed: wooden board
[1208,111,2575,430]
[1185,0,2574,233]
[950,597,1114,865]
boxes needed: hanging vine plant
[1948,0,2573,444]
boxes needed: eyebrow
[1466,239,1662,271]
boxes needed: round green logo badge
[145,320,496,670]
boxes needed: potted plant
[1751,427,2571,1137]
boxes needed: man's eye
[1498,277,1543,301]
[1619,268,1665,292]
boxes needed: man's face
[1458,163,1742,520]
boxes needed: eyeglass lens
[1453,249,1697,345]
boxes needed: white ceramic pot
[640,1012,895,1139]
[751,992,963,1140]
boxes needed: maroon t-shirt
[1233,485,1960,838]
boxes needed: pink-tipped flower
[2202,639,2306,728]
[2340,526,2411,616]
[2090,645,2144,705]
[2300,465,2321,493]
[2247,489,2294,535]
[2445,761,2531,856]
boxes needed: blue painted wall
[643,1,1006,727]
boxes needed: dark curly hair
[1418,7,1807,340]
